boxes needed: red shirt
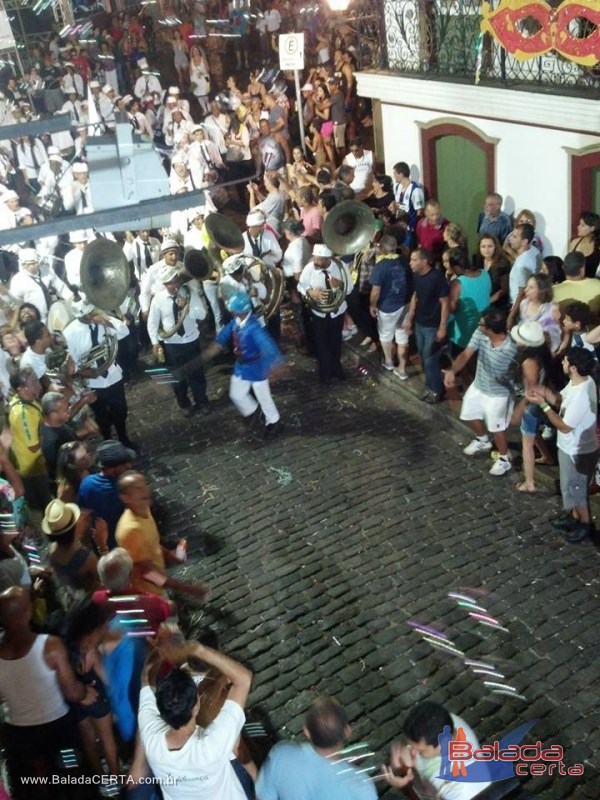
[92,589,171,635]
[416,216,448,261]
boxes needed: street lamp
[327,0,351,10]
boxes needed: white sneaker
[342,329,354,341]
[394,368,408,380]
[540,424,555,441]
[489,456,512,476]
[463,438,492,456]
[382,361,394,371]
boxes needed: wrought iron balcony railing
[354,0,600,97]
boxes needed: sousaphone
[306,201,377,315]
[77,238,131,375]
[183,213,244,280]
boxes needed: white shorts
[460,384,514,432]
[377,305,409,345]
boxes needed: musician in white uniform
[64,230,91,289]
[63,300,135,448]
[147,265,210,418]
[123,230,162,284]
[298,244,354,385]
[139,239,182,318]
[242,210,282,268]
[10,249,73,322]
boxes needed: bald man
[115,472,209,601]
[0,587,95,798]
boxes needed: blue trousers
[415,323,443,396]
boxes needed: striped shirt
[467,329,517,397]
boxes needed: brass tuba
[220,254,284,321]
[183,213,244,280]
[306,201,377,315]
[77,238,131,375]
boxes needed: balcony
[355,0,600,98]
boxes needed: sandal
[515,482,537,493]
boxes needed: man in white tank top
[0,587,96,798]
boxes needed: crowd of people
[0,0,596,798]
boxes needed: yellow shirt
[8,397,46,477]
[553,278,600,321]
[115,508,165,595]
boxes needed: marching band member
[242,210,282,268]
[298,244,354,385]
[147,265,210,419]
[140,239,182,320]
[220,254,267,326]
[123,230,162,284]
[64,230,92,290]
[63,300,135,449]
[10,249,73,322]
[203,292,284,439]
[183,207,224,333]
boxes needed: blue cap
[227,292,252,314]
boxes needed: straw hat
[42,499,81,536]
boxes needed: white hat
[69,230,88,244]
[301,82,314,91]
[15,207,32,220]
[72,162,88,173]
[191,124,204,133]
[3,190,18,202]
[259,110,270,120]
[166,96,178,105]
[246,211,265,227]
[49,154,62,164]
[122,94,134,105]
[89,80,100,89]
[313,244,332,258]
[222,254,244,275]
[137,58,149,70]
[510,320,545,348]
[168,86,180,95]
[19,248,38,264]
[47,145,60,155]
[159,264,182,283]
[171,152,187,166]
[161,238,179,253]
[102,84,114,95]
[191,206,207,220]
[72,298,95,318]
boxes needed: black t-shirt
[329,91,346,124]
[414,268,449,327]
[42,424,77,481]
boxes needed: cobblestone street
[128,341,600,800]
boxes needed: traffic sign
[279,33,305,71]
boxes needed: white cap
[246,211,265,227]
[69,230,88,244]
[3,190,18,202]
[191,206,207,220]
[72,298,94,318]
[89,80,100,89]
[168,86,180,95]
[166,96,178,105]
[137,58,149,70]
[122,94,134,105]
[47,145,60,155]
[159,264,182,283]
[171,152,187,166]
[49,154,62,164]
[161,238,179,253]
[313,244,332,258]
[222,254,244,275]
[72,162,89,173]
[15,207,32,220]
[259,110,270,120]
[19,248,38,264]
[102,84,114,95]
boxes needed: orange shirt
[115,509,165,595]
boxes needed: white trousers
[202,280,223,333]
[229,375,280,425]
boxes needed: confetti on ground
[268,466,293,487]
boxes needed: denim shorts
[520,403,544,436]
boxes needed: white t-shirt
[412,714,490,800]
[138,688,247,800]
[557,376,598,456]
[19,348,47,379]
[344,150,374,194]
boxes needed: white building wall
[357,73,600,256]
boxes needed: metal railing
[359,0,600,96]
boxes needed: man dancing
[203,292,284,438]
